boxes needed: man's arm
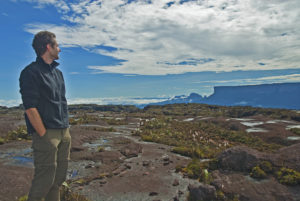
[25,108,46,136]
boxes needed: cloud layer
[23,0,300,75]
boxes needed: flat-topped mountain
[151,82,300,110]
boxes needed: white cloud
[67,97,169,105]
[15,0,70,12]
[23,0,300,75]
[193,73,300,85]
[0,99,22,108]
[0,97,169,107]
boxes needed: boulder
[217,146,267,172]
[120,142,143,158]
[188,183,216,201]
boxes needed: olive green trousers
[27,128,71,201]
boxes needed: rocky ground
[0,107,300,201]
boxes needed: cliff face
[152,82,300,110]
[205,83,300,109]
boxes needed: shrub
[276,167,300,185]
[250,166,267,179]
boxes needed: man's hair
[32,31,56,57]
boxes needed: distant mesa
[149,82,300,110]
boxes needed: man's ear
[46,44,51,51]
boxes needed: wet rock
[173,179,179,186]
[99,180,107,185]
[188,183,216,201]
[162,155,169,162]
[143,160,151,167]
[217,146,266,172]
[149,192,158,196]
[120,143,142,158]
[71,146,84,152]
[173,196,179,201]
[124,163,132,169]
[177,190,184,196]
[163,161,170,166]
[85,164,93,169]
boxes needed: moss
[250,166,267,179]
[97,146,105,152]
[18,195,28,201]
[290,128,300,135]
[259,161,273,173]
[0,137,5,145]
[216,190,226,201]
[276,167,300,185]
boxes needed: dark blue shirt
[19,57,69,134]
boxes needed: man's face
[49,39,61,60]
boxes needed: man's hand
[25,108,46,136]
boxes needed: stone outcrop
[211,171,295,201]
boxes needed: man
[19,31,71,201]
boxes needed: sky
[0,0,300,107]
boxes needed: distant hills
[148,82,300,110]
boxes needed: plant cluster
[275,167,300,185]
[0,126,30,144]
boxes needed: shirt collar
[36,57,59,69]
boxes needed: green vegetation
[1,126,30,144]
[250,166,267,179]
[137,117,281,159]
[290,128,300,135]
[97,146,105,152]
[259,161,273,173]
[6,126,29,141]
[275,167,300,185]
[18,195,28,201]
[180,159,213,183]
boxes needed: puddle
[266,120,295,124]
[245,175,270,184]
[246,128,268,133]
[1,148,34,168]
[286,125,300,130]
[183,118,194,122]
[82,138,109,151]
[80,124,107,128]
[287,136,300,141]
[10,156,33,167]
[230,118,255,121]
[241,122,264,127]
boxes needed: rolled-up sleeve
[19,69,40,109]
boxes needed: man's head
[32,31,60,60]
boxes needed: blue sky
[1,0,300,107]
